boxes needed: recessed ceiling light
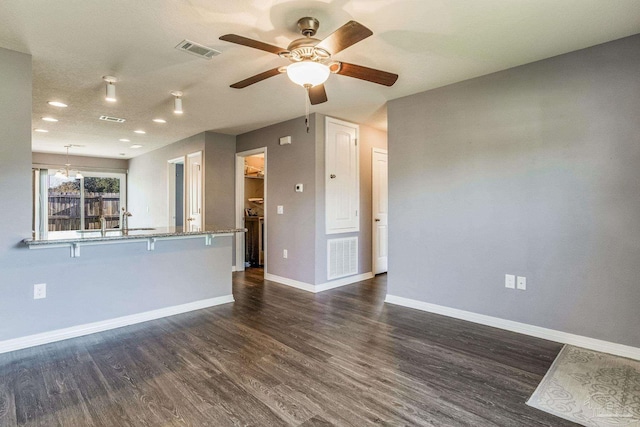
[34,128,49,133]
[48,101,68,108]
[119,153,126,156]
[119,138,130,142]
[130,144,143,149]
[153,118,166,123]
[134,130,146,134]
[42,117,58,122]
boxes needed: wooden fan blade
[315,21,373,55]
[230,67,283,89]
[335,62,398,86]
[220,34,287,55]
[308,84,328,105]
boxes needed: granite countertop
[24,226,245,246]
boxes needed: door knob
[330,174,336,179]
[187,217,194,221]
[375,218,381,222]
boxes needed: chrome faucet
[121,207,132,232]
[100,215,107,235]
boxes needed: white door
[372,148,388,274]
[186,151,203,231]
[326,117,359,234]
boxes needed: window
[34,169,126,236]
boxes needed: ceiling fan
[219,17,398,105]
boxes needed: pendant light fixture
[171,91,183,114]
[103,76,118,102]
[54,145,83,180]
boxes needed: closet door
[326,117,359,234]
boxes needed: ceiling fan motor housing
[287,38,330,62]
[297,17,319,37]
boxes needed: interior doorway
[372,148,388,274]
[168,156,185,228]
[175,163,184,227]
[235,148,267,273]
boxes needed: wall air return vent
[175,39,221,59]
[327,237,358,280]
[99,115,126,123]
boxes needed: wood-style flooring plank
[0,268,579,426]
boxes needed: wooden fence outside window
[48,192,120,231]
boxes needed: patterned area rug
[527,345,640,426]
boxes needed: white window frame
[34,168,127,237]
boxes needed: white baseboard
[0,295,235,355]
[265,272,374,293]
[385,295,640,361]
[232,265,237,272]
[316,272,374,292]
[265,273,316,292]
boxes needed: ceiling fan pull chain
[305,85,310,133]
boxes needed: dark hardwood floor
[0,268,578,426]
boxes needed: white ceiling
[0,0,638,159]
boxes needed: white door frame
[235,147,267,273]
[186,151,204,231]
[372,148,388,274]
[167,156,186,228]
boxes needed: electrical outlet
[517,276,527,290]
[505,274,516,289]
[283,249,288,259]
[34,283,46,299]
[277,205,284,214]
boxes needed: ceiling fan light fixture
[171,91,183,114]
[286,61,330,87]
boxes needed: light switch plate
[34,283,46,299]
[517,276,527,290]
[277,205,284,214]
[505,274,516,289]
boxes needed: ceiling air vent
[99,115,126,123]
[175,39,221,59]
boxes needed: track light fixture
[103,76,118,102]
[171,91,183,114]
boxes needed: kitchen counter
[23,226,245,257]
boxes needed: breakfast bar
[23,226,243,258]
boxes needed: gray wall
[127,131,236,229]
[32,152,129,171]
[0,47,232,343]
[128,133,205,228]
[387,35,640,347]
[237,114,387,285]
[204,132,236,227]
[236,116,317,284]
